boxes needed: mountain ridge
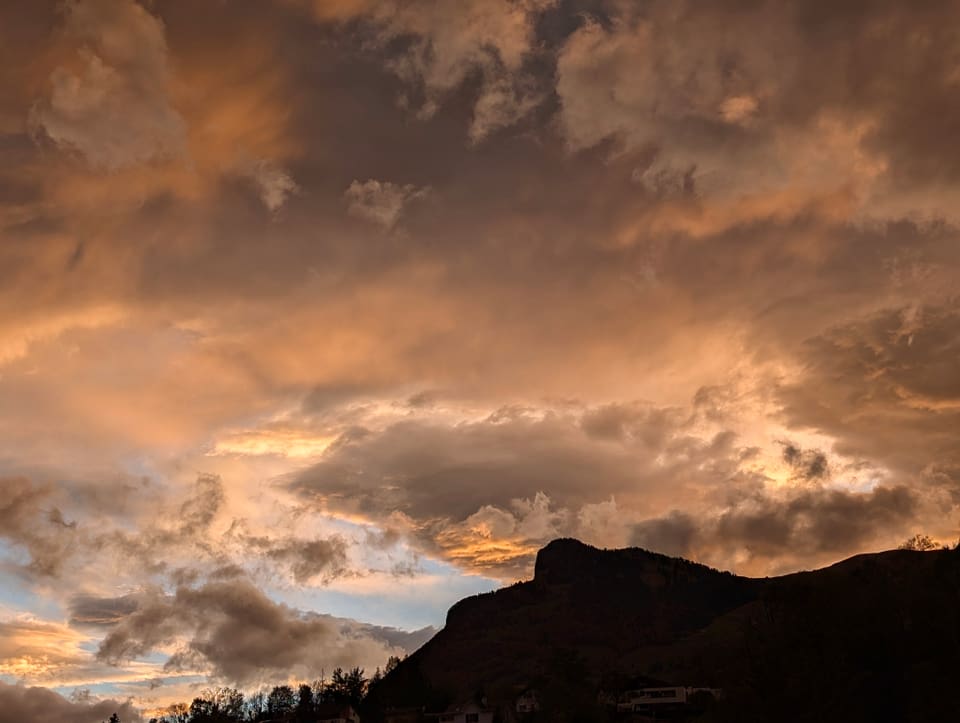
[366,538,960,722]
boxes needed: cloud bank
[2,0,960,714]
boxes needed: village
[146,675,722,723]
[379,683,722,723]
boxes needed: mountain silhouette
[365,538,960,722]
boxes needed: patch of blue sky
[269,557,500,630]
[77,638,100,655]
[0,539,30,568]
[0,546,65,620]
[52,681,122,700]
[49,655,197,700]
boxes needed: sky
[1,0,960,719]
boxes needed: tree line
[140,659,400,723]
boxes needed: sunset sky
[2,0,960,718]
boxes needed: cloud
[780,442,830,482]
[632,484,918,569]
[580,402,685,445]
[176,474,224,539]
[97,475,358,589]
[96,579,423,686]
[0,477,77,577]
[0,471,358,599]
[3,0,960,705]
[31,0,185,169]
[778,304,960,505]
[0,616,161,690]
[69,594,140,628]
[247,160,299,212]
[716,485,918,561]
[630,512,699,559]
[429,491,568,577]
[468,73,543,144]
[232,530,351,585]
[0,681,141,723]
[288,401,754,575]
[284,379,947,576]
[553,0,793,187]
[291,410,639,523]
[553,0,960,224]
[352,620,435,653]
[303,0,553,140]
[0,618,93,683]
[344,179,429,228]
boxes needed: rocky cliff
[365,539,960,722]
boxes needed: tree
[311,675,326,705]
[155,702,188,723]
[267,685,296,718]
[899,534,942,551]
[327,667,368,707]
[385,655,402,674]
[296,683,315,722]
[188,696,215,722]
[108,715,120,723]
[244,690,267,721]
[199,687,244,720]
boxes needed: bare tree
[899,534,942,551]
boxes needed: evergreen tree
[267,685,296,718]
[296,683,315,722]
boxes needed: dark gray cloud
[780,442,830,482]
[632,485,918,565]
[0,477,76,577]
[102,475,233,579]
[779,304,960,495]
[0,682,140,723]
[630,512,699,558]
[716,485,917,557]
[96,579,426,686]
[69,594,140,628]
[289,400,747,521]
[177,474,225,539]
[288,401,756,575]
[349,621,436,654]
[292,413,636,521]
[2,471,356,596]
[580,403,685,444]
[89,475,359,592]
[237,532,350,585]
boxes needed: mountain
[365,538,960,722]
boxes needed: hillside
[364,539,960,722]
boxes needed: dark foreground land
[364,539,960,722]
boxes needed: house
[515,688,540,715]
[315,702,361,723]
[429,701,495,723]
[616,686,721,714]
